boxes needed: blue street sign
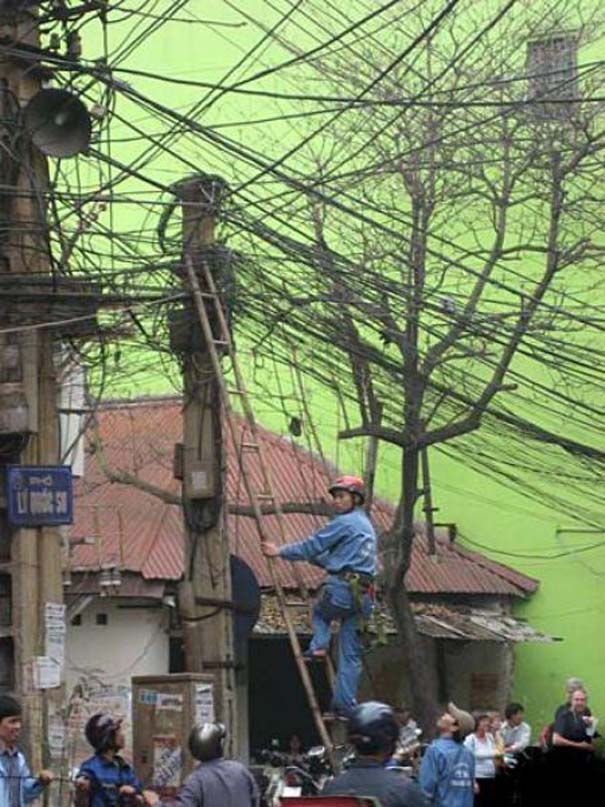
[6,465,73,527]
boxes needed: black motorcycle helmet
[348,701,399,755]
[188,722,226,762]
[85,713,122,753]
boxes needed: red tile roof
[70,397,538,598]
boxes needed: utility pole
[0,3,96,785]
[0,4,60,772]
[171,175,238,753]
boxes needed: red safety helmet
[328,475,365,504]
[85,713,122,752]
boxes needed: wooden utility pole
[172,175,237,753]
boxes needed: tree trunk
[382,446,439,734]
[385,581,439,736]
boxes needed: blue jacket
[78,754,141,807]
[279,508,377,576]
[0,748,44,807]
[419,738,475,807]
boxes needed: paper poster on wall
[47,714,66,759]
[33,656,61,689]
[152,735,182,798]
[44,601,66,683]
[156,693,183,712]
[138,689,157,706]
[194,683,214,726]
[65,684,131,772]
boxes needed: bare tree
[227,1,605,727]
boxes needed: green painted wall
[58,1,604,734]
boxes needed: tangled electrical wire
[3,0,605,546]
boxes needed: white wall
[65,598,170,695]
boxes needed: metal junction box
[132,674,215,800]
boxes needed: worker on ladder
[262,475,376,718]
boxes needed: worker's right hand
[142,789,160,807]
[261,542,279,557]
[75,778,90,791]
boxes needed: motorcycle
[390,727,425,777]
[283,746,332,796]
[254,748,290,807]
[254,745,332,805]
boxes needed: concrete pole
[0,3,64,776]
[174,175,238,754]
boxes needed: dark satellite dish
[230,554,261,662]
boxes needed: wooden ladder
[184,257,337,766]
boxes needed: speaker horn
[24,89,92,158]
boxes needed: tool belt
[338,570,374,590]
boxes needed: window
[527,34,579,117]
[470,672,500,710]
[95,613,108,626]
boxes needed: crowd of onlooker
[416,674,602,807]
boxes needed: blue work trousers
[309,576,373,715]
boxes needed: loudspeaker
[24,89,91,158]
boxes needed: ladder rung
[199,292,218,299]
[285,600,307,607]
[256,493,275,500]
[213,339,229,346]
[227,387,245,395]
[241,442,260,450]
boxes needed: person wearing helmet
[262,476,377,716]
[144,723,258,807]
[418,703,476,807]
[322,702,427,806]
[75,714,143,807]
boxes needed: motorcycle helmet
[85,713,122,752]
[328,476,365,504]
[348,701,399,755]
[189,722,226,762]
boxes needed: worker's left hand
[261,542,279,557]
[37,770,54,786]
[119,786,136,795]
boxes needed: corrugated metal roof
[70,397,538,598]
[254,596,554,643]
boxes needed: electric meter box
[132,674,215,799]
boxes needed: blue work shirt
[0,746,44,807]
[78,754,141,807]
[278,507,377,576]
[419,738,475,807]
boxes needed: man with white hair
[554,677,592,721]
